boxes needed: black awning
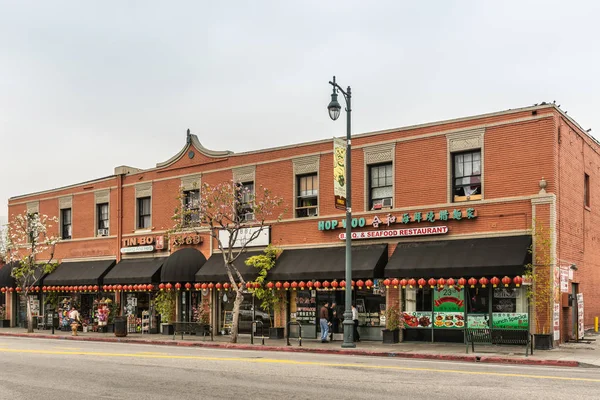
[0,262,16,287]
[195,251,263,282]
[161,248,207,283]
[103,257,165,285]
[268,244,388,281]
[43,260,116,286]
[384,235,532,278]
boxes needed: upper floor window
[97,203,109,236]
[183,189,201,226]
[585,173,590,208]
[369,163,393,210]
[61,208,72,240]
[296,173,318,218]
[453,150,481,202]
[236,182,254,222]
[27,212,38,243]
[137,197,151,229]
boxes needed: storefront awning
[43,260,116,286]
[103,257,165,285]
[384,235,532,278]
[268,244,388,281]
[195,251,263,283]
[0,262,16,287]
[161,248,207,283]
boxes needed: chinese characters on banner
[333,138,346,210]
[577,293,585,340]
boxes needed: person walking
[68,306,81,336]
[352,304,360,342]
[329,302,338,341]
[319,302,329,343]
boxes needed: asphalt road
[0,337,599,400]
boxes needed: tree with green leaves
[1,212,60,333]
[169,181,284,343]
[245,245,282,328]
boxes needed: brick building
[1,103,596,345]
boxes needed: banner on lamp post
[333,138,346,211]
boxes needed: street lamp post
[327,76,355,348]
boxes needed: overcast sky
[1,1,598,217]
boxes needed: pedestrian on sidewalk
[352,304,360,342]
[329,302,338,341]
[68,307,81,336]
[320,302,329,343]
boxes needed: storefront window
[355,288,385,327]
[220,291,272,335]
[124,292,151,333]
[293,290,316,326]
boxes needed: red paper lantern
[16,287,22,292]
[502,276,511,287]
[383,279,391,288]
[194,283,201,290]
[407,278,416,288]
[417,278,426,288]
[128,285,134,291]
[356,279,365,289]
[8,287,14,292]
[0,288,5,293]
[166,283,172,291]
[80,285,86,291]
[283,282,290,290]
[93,285,98,292]
[174,282,181,290]
[246,282,253,289]
[513,276,523,287]
[437,278,446,287]
[185,282,192,291]
[215,283,222,290]
[468,277,477,288]
[207,283,214,290]
[43,286,47,292]
[399,278,408,288]
[266,282,274,289]
[479,277,489,288]
[314,281,321,289]
[330,281,338,289]
[306,281,313,289]
[253,282,261,289]
[147,284,154,291]
[365,279,373,288]
[490,277,500,288]
[428,278,437,288]
[201,283,208,290]
[351,280,355,287]
[223,282,230,290]
[274,282,282,290]
[322,281,330,289]
[457,278,467,288]
[142,284,148,291]
[446,278,455,288]
[391,278,399,288]
[340,280,346,288]
[298,281,306,289]
[117,285,123,291]
[291,281,299,289]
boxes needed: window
[137,197,151,229]
[61,208,72,239]
[296,173,318,218]
[369,163,393,210]
[585,173,590,208]
[236,182,254,222]
[97,203,109,236]
[26,212,38,243]
[452,150,481,201]
[183,189,201,226]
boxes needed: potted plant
[382,304,401,344]
[153,290,175,335]
[0,305,9,327]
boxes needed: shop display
[492,313,528,329]
[433,286,465,329]
[433,312,464,328]
[294,291,316,324]
[402,311,432,328]
[467,314,489,329]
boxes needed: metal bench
[173,322,213,341]
[466,328,533,356]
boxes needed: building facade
[1,104,597,344]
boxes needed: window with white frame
[236,182,254,222]
[61,208,72,239]
[137,197,151,229]
[97,203,109,236]
[183,189,201,226]
[452,150,481,201]
[369,163,393,210]
[296,173,318,218]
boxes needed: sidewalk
[1,327,598,368]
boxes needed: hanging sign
[333,138,346,211]
[433,287,465,329]
[218,226,270,248]
[577,293,584,340]
[553,303,561,340]
[339,226,448,240]
[560,267,569,293]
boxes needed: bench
[173,322,213,341]
[466,328,533,356]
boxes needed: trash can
[114,316,127,337]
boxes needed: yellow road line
[0,348,597,383]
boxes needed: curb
[0,332,580,367]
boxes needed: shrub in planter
[382,304,402,344]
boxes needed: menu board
[492,313,528,329]
[433,287,465,329]
[467,314,489,329]
[402,312,432,328]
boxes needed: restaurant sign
[120,235,164,254]
[433,287,465,329]
[491,313,528,329]
[339,226,448,240]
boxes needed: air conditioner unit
[382,198,393,208]
[97,229,109,237]
[242,212,255,222]
[307,208,318,217]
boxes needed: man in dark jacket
[319,302,329,343]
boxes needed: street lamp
[327,76,355,348]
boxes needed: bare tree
[1,212,59,333]
[169,181,284,343]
